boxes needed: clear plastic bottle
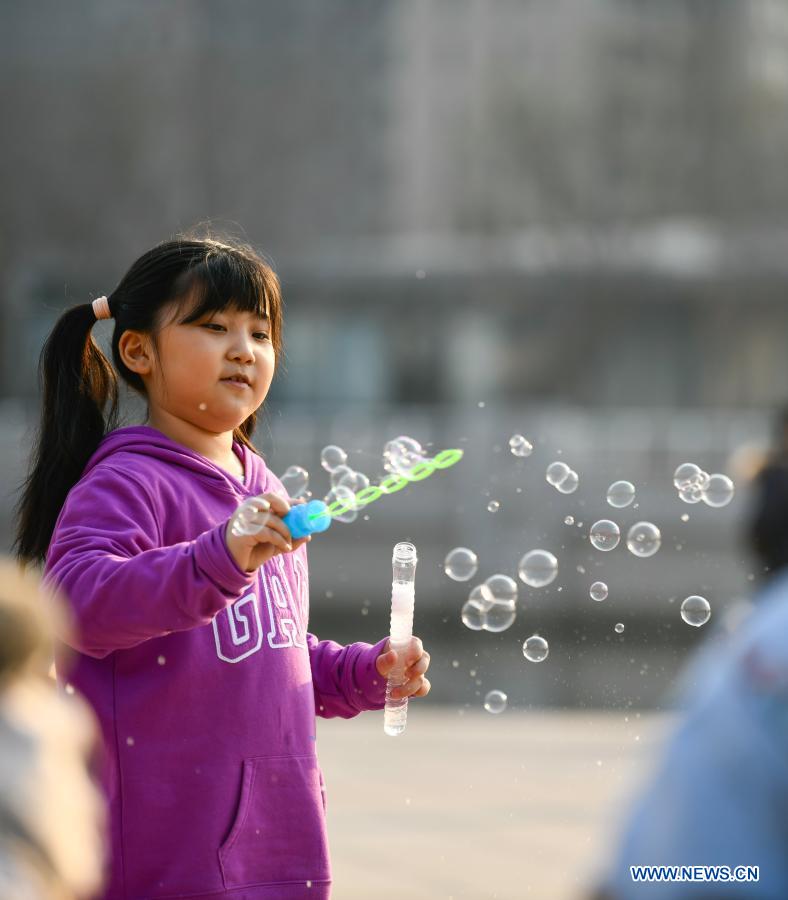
[384,542,417,736]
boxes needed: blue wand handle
[283,500,333,540]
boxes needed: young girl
[13,235,431,900]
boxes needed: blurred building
[2,0,788,705]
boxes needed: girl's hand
[224,493,310,573]
[375,636,431,700]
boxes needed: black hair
[12,230,284,569]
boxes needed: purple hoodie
[43,426,388,900]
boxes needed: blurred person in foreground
[0,558,105,899]
[592,449,788,898]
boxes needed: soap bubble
[383,436,425,476]
[673,463,704,490]
[484,600,517,633]
[546,461,571,487]
[701,474,734,508]
[230,495,270,537]
[323,485,357,524]
[589,520,621,552]
[461,599,486,631]
[606,480,635,508]
[329,464,353,488]
[461,584,494,631]
[555,470,579,494]
[517,550,558,587]
[469,583,495,611]
[484,574,518,605]
[509,434,533,457]
[678,484,703,504]
[484,690,508,714]
[590,581,608,601]
[681,595,711,627]
[522,635,549,662]
[487,500,501,513]
[444,547,479,582]
[321,445,347,472]
[337,469,370,497]
[564,516,575,525]
[280,465,309,499]
[626,522,661,558]
[614,623,625,634]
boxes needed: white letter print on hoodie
[213,552,307,663]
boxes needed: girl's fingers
[403,637,425,667]
[413,677,430,697]
[257,492,290,519]
[256,513,294,546]
[393,676,430,699]
[405,651,430,679]
[254,525,292,554]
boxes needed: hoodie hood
[84,425,268,499]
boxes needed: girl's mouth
[221,378,251,390]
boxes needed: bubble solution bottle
[383,541,418,736]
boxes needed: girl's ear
[118,330,154,376]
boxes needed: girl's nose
[229,336,255,363]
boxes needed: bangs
[169,249,282,344]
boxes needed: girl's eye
[202,323,270,341]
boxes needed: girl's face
[144,301,276,433]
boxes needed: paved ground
[317,707,669,900]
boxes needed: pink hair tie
[92,296,111,320]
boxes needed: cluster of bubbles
[319,445,369,524]
[460,574,518,633]
[673,463,735,508]
[546,461,579,494]
[448,452,730,711]
[508,434,533,457]
[313,435,431,526]
[588,519,661,558]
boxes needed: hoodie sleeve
[44,466,256,659]
[307,633,389,719]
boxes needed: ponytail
[13,302,119,569]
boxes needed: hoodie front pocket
[218,755,330,888]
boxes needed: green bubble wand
[281,448,464,538]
